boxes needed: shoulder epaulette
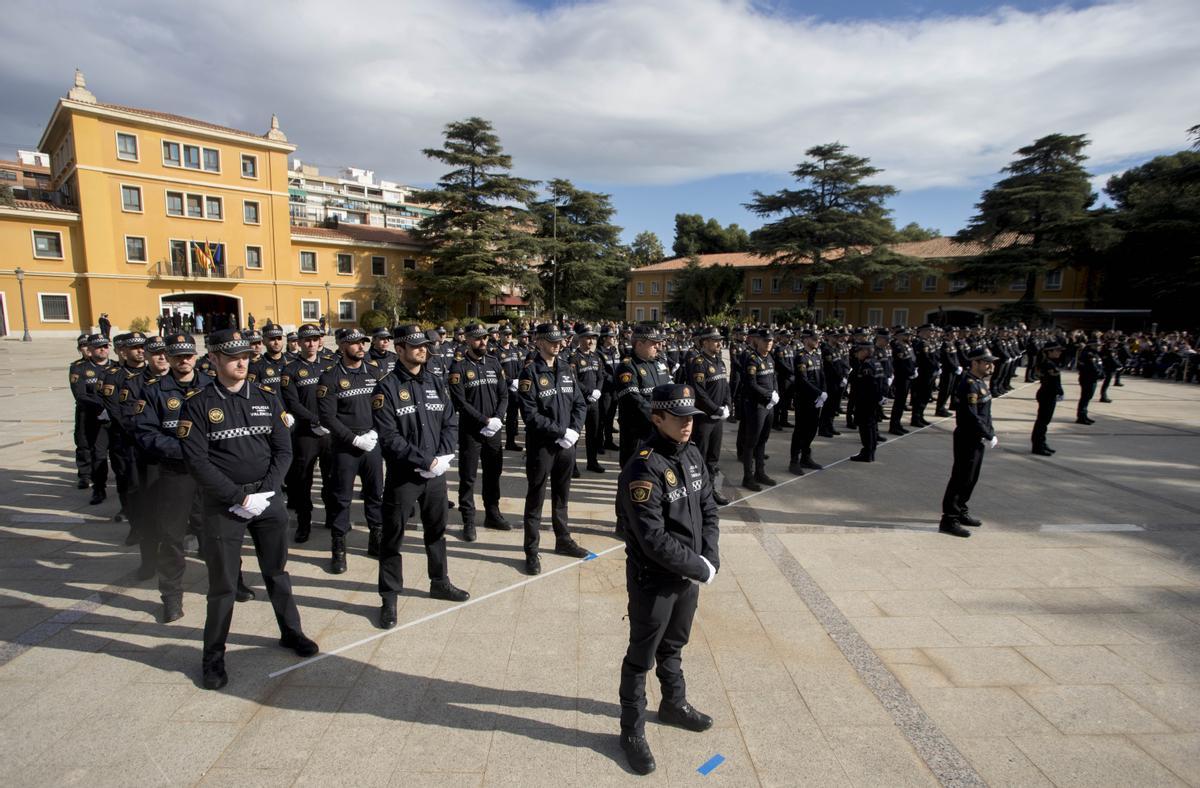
[258,383,274,394]
[185,388,201,399]
[145,377,159,386]
[367,359,379,367]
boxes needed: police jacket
[101,364,145,428]
[892,342,916,380]
[496,343,524,388]
[1036,357,1064,398]
[70,358,113,414]
[1077,348,1103,381]
[179,380,293,505]
[249,353,287,390]
[616,431,720,586]
[850,357,882,405]
[119,367,164,435]
[737,350,776,406]
[953,373,994,442]
[368,347,398,376]
[426,351,448,381]
[568,348,605,399]
[280,355,330,435]
[317,360,386,448]
[517,354,586,445]
[372,363,458,475]
[615,353,673,435]
[135,372,213,465]
[772,345,795,390]
[914,338,940,379]
[599,345,622,392]
[793,347,825,403]
[821,343,848,390]
[448,350,507,433]
[688,351,730,418]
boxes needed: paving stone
[852,616,960,649]
[934,614,1051,647]
[907,685,1057,737]
[953,736,1055,788]
[1131,733,1200,786]
[1019,613,1145,645]
[1017,645,1155,684]
[924,647,1054,687]
[1011,733,1187,787]
[1017,684,1173,734]
[1116,683,1200,731]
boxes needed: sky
[0,0,1195,248]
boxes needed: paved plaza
[1,339,1198,787]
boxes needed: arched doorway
[160,292,241,335]
[927,308,983,327]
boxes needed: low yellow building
[0,71,426,338]
[626,238,1089,326]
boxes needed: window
[371,256,386,276]
[337,253,353,275]
[243,201,260,224]
[125,235,147,263]
[650,281,659,295]
[0,170,16,181]
[769,308,783,324]
[750,308,761,322]
[301,299,320,321]
[835,283,848,294]
[792,278,803,293]
[751,278,763,294]
[116,132,138,161]
[867,308,883,325]
[204,196,223,220]
[403,258,416,270]
[813,308,823,322]
[832,308,846,321]
[32,230,64,259]
[893,308,909,326]
[636,282,645,296]
[121,184,142,213]
[246,246,263,269]
[38,293,71,322]
[635,307,645,321]
[162,141,181,167]
[1010,277,1026,291]
[949,277,967,292]
[873,275,888,292]
[1045,269,1063,290]
[895,274,910,292]
[186,193,203,218]
[771,277,780,294]
[202,148,220,173]
[183,144,201,170]
[923,274,938,292]
[241,154,258,179]
[299,250,317,273]
[166,191,184,216]
[650,308,659,321]
[338,300,356,322]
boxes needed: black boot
[430,579,470,602]
[939,517,971,538]
[484,509,512,530]
[524,553,541,576]
[741,476,762,492]
[787,461,806,476]
[658,700,714,732]
[379,597,398,629]
[754,470,777,486]
[1032,446,1053,456]
[77,477,90,490]
[89,488,106,505]
[367,527,382,556]
[162,596,184,623]
[201,658,228,690]
[619,733,656,776]
[295,512,311,544]
[461,520,477,542]
[712,489,730,505]
[554,538,589,559]
[800,454,823,470]
[236,576,256,602]
[849,452,872,463]
[279,631,319,657]
[958,512,982,527]
[330,535,347,574]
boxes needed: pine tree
[628,231,665,268]
[672,214,750,257]
[410,117,538,317]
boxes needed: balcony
[151,260,245,280]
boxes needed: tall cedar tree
[410,117,538,317]
[629,231,666,268]
[666,256,743,321]
[528,179,628,319]
[953,134,1106,305]
[745,143,925,309]
[672,214,751,257]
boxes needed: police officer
[280,324,335,542]
[178,329,317,689]
[771,330,795,430]
[789,329,827,475]
[121,335,169,569]
[493,326,524,452]
[71,334,115,504]
[448,323,511,540]
[687,327,731,505]
[69,333,94,489]
[889,329,916,435]
[615,325,673,466]
[848,341,882,462]
[374,325,470,628]
[285,331,300,359]
[736,327,777,490]
[251,324,288,388]
[368,327,398,375]
[939,347,998,537]
[910,324,940,427]
[517,324,589,575]
[1076,337,1102,425]
[1032,340,1065,456]
[101,332,148,523]
[569,323,607,475]
[598,325,623,452]
[818,331,848,438]
[616,383,719,776]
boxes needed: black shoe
[876,434,888,442]
[741,477,762,492]
[604,442,620,452]
[330,536,347,574]
[849,453,872,463]
[818,431,835,438]
[788,462,806,476]
[368,528,382,556]
[89,489,106,505]
[379,599,397,629]
[1046,447,1057,454]
[935,409,951,417]
[1099,397,1113,403]
[1114,382,1124,387]
[294,517,311,544]
[712,489,730,506]
[888,427,907,436]
[113,509,124,523]
[1032,446,1053,456]
[658,700,714,732]
[572,466,581,479]
[958,513,982,527]
[136,561,156,581]
[782,421,795,429]
[484,512,513,531]
[462,522,477,542]
[279,631,319,657]
[77,477,90,490]
[800,456,823,470]
[525,553,542,576]
[430,580,469,602]
[619,733,656,776]
[939,518,971,538]
[201,660,228,690]
[830,428,841,436]
[235,583,255,603]
[586,463,606,473]
[554,539,589,559]
[506,441,522,452]
[162,597,184,623]
[124,527,140,546]
[1075,418,1093,425]
[754,472,777,486]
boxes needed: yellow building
[0,71,425,338]
[626,238,1089,326]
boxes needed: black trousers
[600,391,618,447]
[581,401,602,467]
[619,566,698,735]
[773,383,793,427]
[522,440,575,554]
[941,434,986,518]
[327,445,383,535]
[109,425,137,514]
[82,410,109,492]
[820,384,842,434]
[937,370,958,412]
[1100,371,1114,400]
[855,403,878,459]
[458,428,503,521]
[692,416,723,478]
[890,377,911,428]
[200,496,301,666]
[1032,392,1057,449]
[285,431,334,516]
[789,397,820,461]
[145,464,198,600]
[738,403,771,478]
[379,471,449,597]
[1077,378,1097,420]
[1025,353,1038,381]
[911,377,933,422]
[505,395,522,446]
[73,405,91,480]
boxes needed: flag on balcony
[210,242,223,274]
[192,240,212,272]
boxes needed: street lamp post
[324,281,331,334]
[14,267,32,341]
[551,200,557,322]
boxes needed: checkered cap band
[651,395,696,410]
[400,331,430,346]
[297,324,323,339]
[340,329,368,343]
[166,341,196,355]
[212,339,252,355]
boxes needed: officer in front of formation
[568,323,607,475]
[848,340,882,462]
[317,328,387,573]
[373,325,470,630]
[939,346,998,538]
[447,323,511,540]
[735,327,777,491]
[615,383,720,776]
[178,328,317,690]
[1031,340,1065,456]
[686,327,731,505]
[71,334,115,504]
[788,329,827,476]
[615,325,673,466]
[279,324,335,542]
[517,323,590,576]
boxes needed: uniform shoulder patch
[70,373,80,383]
[102,384,115,396]
[281,375,290,387]
[519,378,532,392]
[694,372,705,383]
[638,448,653,458]
[133,399,145,415]
[119,389,129,402]
[967,393,978,405]
[372,393,384,410]
[316,385,327,398]
[367,359,379,367]
[629,480,653,503]
[619,372,633,384]
[176,420,192,438]
[449,372,461,384]
[747,365,757,375]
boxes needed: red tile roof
[96,102,267,140]
[10,199,77,214]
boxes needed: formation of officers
[67,317,1110,696]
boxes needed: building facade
[287,161,436,231]
[626,238,1088,326]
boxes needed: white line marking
[1040,523,1143,532]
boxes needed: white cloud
[0,0,1195,192]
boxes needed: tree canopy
[671,214,751,257]
[896,222,941,241]
[628,231,666,268]
[665,257,743,322]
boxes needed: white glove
[228,504,254,519]
[842,377,848,387]
[989,436,999,449]
[98,410,110,422]
[769,391,779,407]
[420,453,455,478]
[816,391,828,408]
[718,405,730,420]
[887,376,894,387]
[699,555,717,585]
[487,417,503,434]
[509,379,518,392]
[589,389,601,403]
[480,426,496,438]
[562,428,580,447]
[352,433,377,452]
[242,491,275,517]
[282,413,295,429]
[313,426,331,437]
[910,372,918,379]
[956,367,963,375]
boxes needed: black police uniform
[615,352,673,466]
[1032,352,1063,453]
[735,346,776,484]
[819,339,847,437]
[496,340,525,450]
[448,347,508,528]
[940,371,994,525]
[279,353,335,538]
[687,349,730,486]
[1076,345,1103,422]
[517,353,587,565]
[599,340,622,450]
[889,339,916,433]
[369,346,399,376]
[849,351,882,461]
[569,344,606,472]
[119,358,164,564]
[616,421,719,741]
[70,350,114,499]
[772,340,795,429]
[789,344,825,469]
[911,334,940,426]
[317,359,386,544]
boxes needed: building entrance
[160,293,241,335]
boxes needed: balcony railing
[151,260,245,280]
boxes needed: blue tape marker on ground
[584,552,598,561]
[697,754,725,775]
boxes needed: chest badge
[339,379,350,389]
[85,370,95,378]
[166,397,181,411]
[664,468,678,486]
[399,389,412,401]
[208,408,225,424]
[266,368,275,377]
[619,372,632,383]
[466,370,476,380]
[539,376,550,387]
[298,368,309,378]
